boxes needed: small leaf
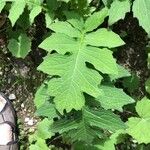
[34,83,49,109]
[36,101,58,119]
[85,28,125,48]
[0,1,5,12]
[109,0,131,25]
[29,138,49,150]
[85,7,108,32]
[136,97,150,118]
[133,0,150,35]
[8,0,26,26]
[146,78,150,94]
[126,98,150,144]
[97,86,135,111]
[123,74,139,93]
[127,117,150,144]
[8,33,31,58]
[95,129,126,150]
[37,118,54,139]
[29,5,42,24]
[45,12,53,28]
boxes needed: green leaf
[49,21,81,37]
[37,118,54,139]
[123,74,139,93]
[8,33,31,58]
[34,83,49,109]
[126,98,150,144]
[110,64,131,80]
[102,0,113,7]
[8,0,26,26]
[96,140,115,150]
[26,0,43,24]
[67,119,102,143]
[29,138,49,150]
[109,0,131,25]
[29,5,42,24]
[136,97,150,118]
[38,48,104,113]
[95,129,126,150]
[64,11,84,31]
[39,33,78,54]
[52,107,125,143]
[84,47,118,74]
[59,0,70,2]
[35,101,58,119]
[0,1,5,12]
[148,50,150,69]
[132,0,150,35]
[84,107,126,132]
[97,86,135,111]
[85,7,108,32]
[85,28,125,48]
[52,119,78,134]
[146,78,150,94]
[73,142,98,150]
[39,18,123,113]
[17,7,30,29]
[45,12,53,28]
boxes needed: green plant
[33,5,134,150]
[1,0,150,149]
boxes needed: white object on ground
[9,94,16,100]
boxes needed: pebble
[27,119,34,126]
[21,103,24,108]
[9,94,16,100]
[25,117,34,126]
[25,117,30,122]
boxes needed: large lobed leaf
[38,8,125,113]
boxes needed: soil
[0,14,47,150]
[113,13,150,98]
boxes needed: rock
[8,94,16,100]
[27,119,34,126]
[25,117,30,122]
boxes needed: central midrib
[65,33,85,94]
